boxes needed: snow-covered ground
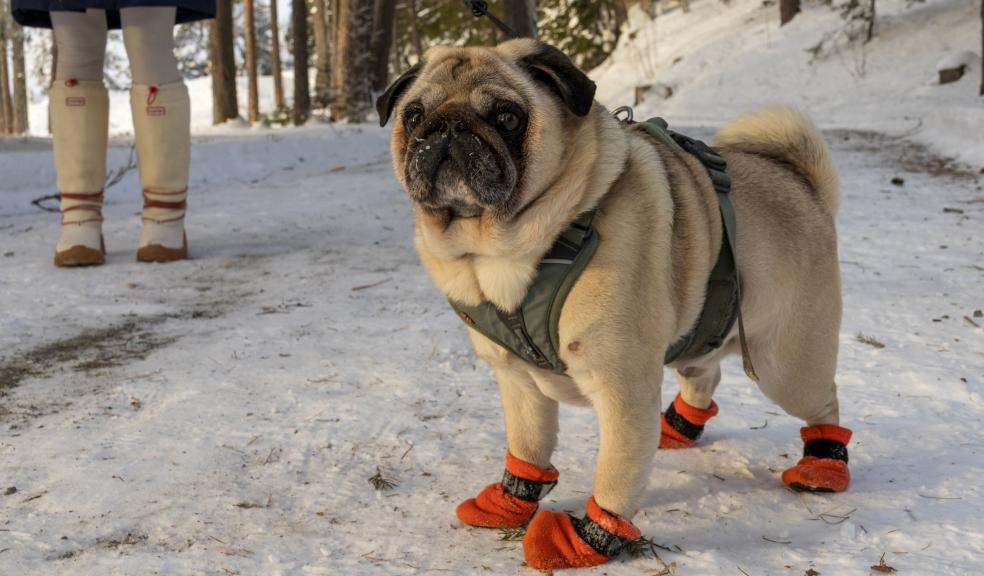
[2,118,983,574]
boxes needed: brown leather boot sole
[137,235,188,263]
[54,238,106,268]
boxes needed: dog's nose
[435,119,463,135]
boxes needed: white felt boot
[131,82,191,262]
[51,79,109,267]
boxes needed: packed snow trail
[1,125,982,575]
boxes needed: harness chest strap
[450,118,757,380]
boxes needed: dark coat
[12,0,215,29]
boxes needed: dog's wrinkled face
[377,40,596,227]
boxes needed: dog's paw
[782,457,850,492]
[456,482,539,528]
[782,424,852,493]
[523,497,640,570]
[659,394,719,449]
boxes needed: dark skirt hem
[13,0,214,29]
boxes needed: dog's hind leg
[747,283,853,492]
[456,366,560,529]
[661,360,724,449]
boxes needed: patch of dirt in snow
[0,318,173,392]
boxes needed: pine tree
[538,0,625,69]
[11,19,27,134]
[313,0,330,108]
[370,0,397,92]
[504,0,538,39]
[210,0,239,124]
[292,0,311,124]
[0,18,12,135]
[780,0,800,26]
[331,0,371,122]
[175,23,211,79]
[270,0,284,109]
[330,0,348,119]
[245,0,260,123]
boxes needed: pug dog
[378,39,852,570]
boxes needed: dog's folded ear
[376,62,423,127]
[519,43,596,117]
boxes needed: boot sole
[787,482,835,493]
[137,235,188,263]
[54,242,106,268]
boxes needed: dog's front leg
[456,365,560,529]
[524,366,660,570]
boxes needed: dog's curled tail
[714,107,839,214]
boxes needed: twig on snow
[351,278,393,292]
[870,552,897,573]
[369,467,399,491]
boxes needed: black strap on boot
[804,439,849,462]
[663,401,706,443]
[570,515,632,558]
[501,470,558,502]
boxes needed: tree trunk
[270,0,284,109]
[503,0,537,39]
[780,0,799,26]
[0,29,12,135]
[9,19,28,134]
[345,0,372,122]
[330,0,349,120]
[865,0,876,43]
[244,0,260,123]
[613,0,628,32]
[292,0,310,125]
[313,0,330,108]
[980,0,983,96]
[209,0,239,124]
[370,0,396,92]
[406,0,424,61]
[331,0,372,122]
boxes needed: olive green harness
[450,118,757,379]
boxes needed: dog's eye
[403,105,424,133]
[496,111,521,132]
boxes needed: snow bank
[592,0,984,167]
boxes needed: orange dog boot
[660,393,719,449]
[782,424,852,493]
[523,496,641,570]
[456,451,559,528]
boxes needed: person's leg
[50,10,110,266]
[51,9,108,82]
[120,7,180,86]
[121,7,190,262]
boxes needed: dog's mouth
[412,159,487,224]
[404,118,518,224]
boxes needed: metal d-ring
[611,106,634,123]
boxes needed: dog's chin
[418,201,484,230]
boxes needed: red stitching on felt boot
[660,394,719,449]
[523,496,641,570]
[782,424,853,493]
[456,452,558,528]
